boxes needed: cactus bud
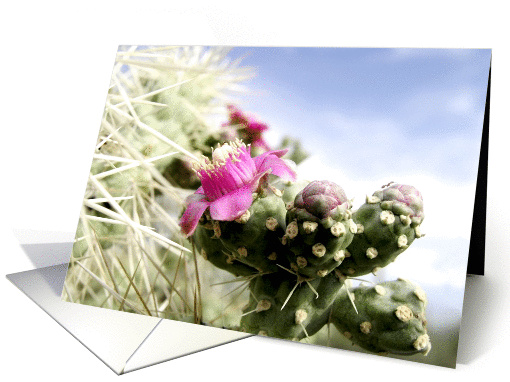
[293,180,349,220]
[375,183,424,224]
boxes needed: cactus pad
[337,183,424,277]
[331,279,430,355]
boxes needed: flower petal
[253,149,289,168]
[180,195,210,237]
[256,153,296,182]
[246,119,269,132]
[209,184,253,221]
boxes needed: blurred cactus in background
[63,45,431,362]
[63,46,260,324]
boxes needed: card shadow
[18,243,72,295]
[456,275,495,364]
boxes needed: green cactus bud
[285,181,355,279]
[240,270,345,340]
[337,183,424,277]
[374,183,424,224]
[331,279,430,356]
[217,193,289,273]
[192,224,258,277]
[293,180,350,220]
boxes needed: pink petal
[256,153,296,182]
[180,195,210,237]
[209,184,254,221]
[247,119,269,132]
[267,149,289,158]
[253,149,288,168]
[184,188,206,206]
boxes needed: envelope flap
[7,264,161,374]
[123,319,251,373]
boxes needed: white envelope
[7,238,250,375]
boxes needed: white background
[1,1,509,381]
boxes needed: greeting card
[56,46,490,369]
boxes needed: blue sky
[230,47,491,183]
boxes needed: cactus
[240,270,344,339]
[193,224,257,277]
[337,183,424,278]
[183,166,431,358]
[331,278,430,355]
[217,192,289,273]
[284,181,356,279]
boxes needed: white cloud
[402,86,483,122]
[266,102,483,187]
[382,246,467,289]
[448,92,478,115]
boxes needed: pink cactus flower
[294,180,350,220]
[226,105,271,152]
[179,139,296,237]
[379,183,424,221]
